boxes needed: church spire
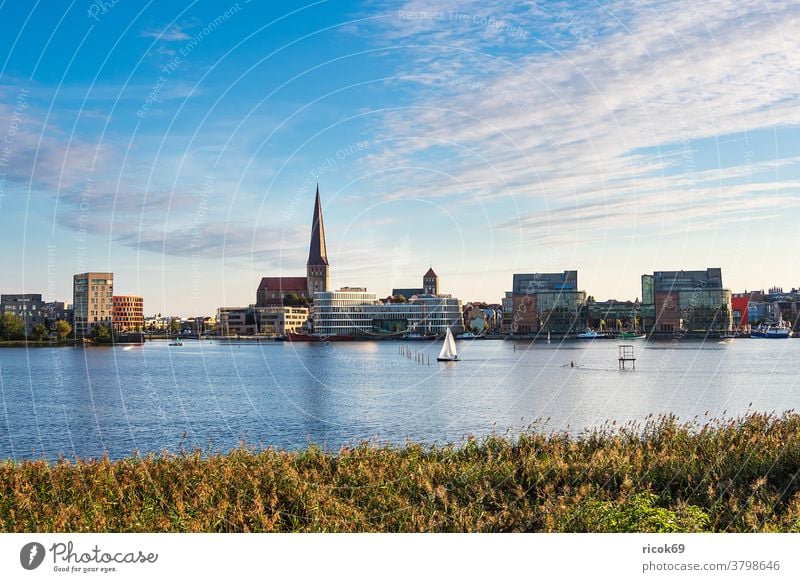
[307,183,328,266]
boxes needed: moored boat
[576,330,600,339]
[619,331,646,339]
[751,325,791,338]
[286,333,355,342]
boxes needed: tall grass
[2,412,800,532]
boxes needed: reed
[1,412,799,532]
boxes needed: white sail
[438,328,458,361]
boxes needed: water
[0,338,799,460]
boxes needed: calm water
[0,338,799,460]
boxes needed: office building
[312,288,463,337]
[502,271,587,334]
[217,305,309,336]
[112,295,144,332]
[642,268,732,335]
[73,272,114,338]
[1,293,45,335]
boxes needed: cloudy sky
[0,0,798,314]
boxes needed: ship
[751,324,791,339]
[286,333,355,342]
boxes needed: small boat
[751,324,791,338]
[168,339,183,346]
[619,331,646,339]
[576,330,600,339]
[547,331,551,344]
[457,331,475,339]
[437,327,459,362]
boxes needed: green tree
[0,312,25,340]
[55,320,72,341]
[169,318,180,335]
[283,293,309,307]
[390,295,408,303]
[91,323,113,344]
[31,323,49,341]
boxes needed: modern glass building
[503,271,586,334]
[641,268,732,335]
[312,289,463,337]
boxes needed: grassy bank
[0,340,74,347]
[2,413,799,532]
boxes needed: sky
[0,0,798,316]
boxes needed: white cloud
[360,0,800,248]
[140,25,192,42]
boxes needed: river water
[0,338,798,460]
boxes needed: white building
[312,288,463,337]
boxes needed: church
[256,185,330,306]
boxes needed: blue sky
[0,0,798,315]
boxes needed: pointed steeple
[307,183,328,266]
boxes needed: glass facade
[313,291,463,337]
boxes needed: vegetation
[55,320,72,341]
[30,323,50,341]
[2,413,800,532]
[90,323,114,344]
[0,312,25,340]
[283,293,310,307]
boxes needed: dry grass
[2,412,800,532]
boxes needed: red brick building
[112,295,144,332]
[256,277,310,306]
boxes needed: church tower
[307,184,330,297]
[423,267,438,295]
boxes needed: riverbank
[1,413,798,532]
[0,340,73,347]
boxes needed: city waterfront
[1,338,798,461]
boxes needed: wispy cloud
[117,223,309,264]
[358,0,800,247]
[140,25,192,42]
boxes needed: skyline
[1,1,799,315]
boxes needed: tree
[31,323,49,341]
[283,293,309,307]
[390,295,408,303]
[169,318,180,335]
[91,323,113,344]
[55,320,72,341]
[0,312,25,340]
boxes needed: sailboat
[547,330,551,344]
[437,327,459,362]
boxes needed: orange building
[112,295,144,332]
